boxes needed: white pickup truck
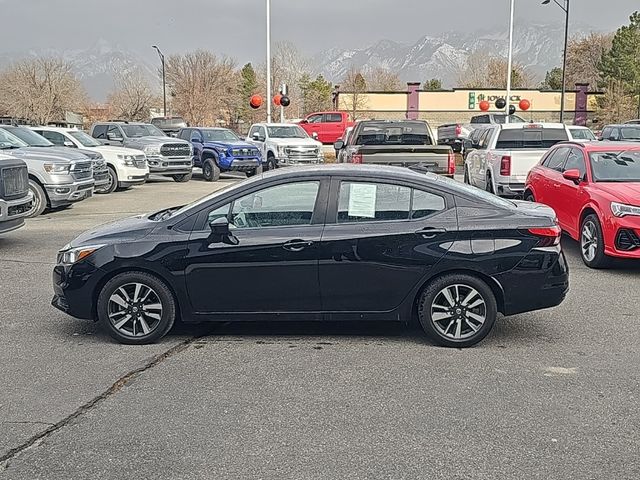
[463,123,571,197]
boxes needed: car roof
[554,141,640,151]
[29,126,75,132]
[498,122,566,130]
[602,124,640,127]
[254,123,300,127]
[258,164,440,182]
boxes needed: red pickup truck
[298,111,354,144]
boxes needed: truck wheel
[485,173,494,194]
[172,172,192,183]
[97,166,118,194]
[463,167,470,184]
[266,154,277,171]
[202,159,220,182]
[246,165,263,177]
[26,179,47,218]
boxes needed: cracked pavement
[1,174,639,479]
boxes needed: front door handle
[415,227,447,239]
[283,239,314,252]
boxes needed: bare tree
[165,50,236,126]
[340,69,369,120]
[106,68,156,122]
[487,58,534,89]
[368,67,402,91]
[0,57,86,124]
[566,32,614,89]
[458,51,490,88]
[595,78,636,125]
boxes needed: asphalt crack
[0,337,197,471]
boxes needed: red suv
[524,142,640,268]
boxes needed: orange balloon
[273,94,282,106]
[519,99,531,111]
[479,100,490,111]
[250,94,263,109]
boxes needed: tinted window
[471,115,488,124]
[411,189,446,219]
[338,182,411,222]
[543,147,570,171]
[39,130,66,145]
[569,128,596,140]
[201,129,240,142]
[589,151,640,182]
[601,127,612,139]
[92,125,108,139]
[107,125,122,138]
[355,122,433,146]
[230,182,320,228]
[326,114,342,122]
[620,126,640,140]
[191,130,203,142]
[121,124,165,137]
[564,149,587,178]
[307,114,323,124]
[178,129,190,140]
[496,128,568,149]
[478,129,493,149]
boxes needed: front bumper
[276,156,324,166]
[226,158,261,172]
[146,156,193,175]
[604,216,640,259]
[52,261,102,320]
[0,192,33,228]
[45,180,94,207]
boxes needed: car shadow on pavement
[562,236,640,273]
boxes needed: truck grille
[71,161,93,180]
[1,165,29,198]
[133,155,147,168]
[285,146,320,162]
[232,148,259,157]
[160,144,191,157]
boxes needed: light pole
[266,0,272,123]
[505,0,515,123]
[542,0,570,123]
[152,45,167,117]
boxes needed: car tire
[97,166,118,194]
[580,214,609,269]
[485,173,494,194]
[266,154,277,171]
[97,271,176,345]
[202,158,220,182]
[246,165,263,177]
[524,191,535,202]
[417,273,497,348]
[26,179,47,218]
[172,172,192,183]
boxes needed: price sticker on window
[348,183,376,218]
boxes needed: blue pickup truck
[177,127,263,181]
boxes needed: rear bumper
[496,182,525,197]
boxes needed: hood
[126,136,188,146]
[93,145,145,156]
[592,182,640,204]
[269,137,321,147]
[76,148,102,160]
[203,140,257,150]
[10,147,89,163]
[71,214,156,247]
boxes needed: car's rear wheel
[26,179,47,218]
[97,272,176,345]
[418,274,497,348]
[266,153,277,171]
[524,191,535,202]
[485,173,494,194]
[97,166,118,194]
[580,214,609,268]
[172,172,192,183]
[202,158,220,182]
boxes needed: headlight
[117,154,136,166]
[43,163,71,174]
[216,148,227,157]
[58,244,105,265]
[611,202,640,217]
[277,146,288,157]
[143,145,161,155]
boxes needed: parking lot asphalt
[1,173,639,479]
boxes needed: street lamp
[152,45,167,118]
[542,0,570,123]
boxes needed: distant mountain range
[0,22,593,101]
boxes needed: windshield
[355,122,433,146]
[495,128,568,149]
[151,117,187,128]
[2,126,54,147]
[121,124,166,138]
[494,115,526,124]
[620,126,640,140]
[69,130,103,147]
[201,129,240,142]
[0,128,29,149]
[589,150,640,182]
[570,128,596,140]
[267,125,308,139]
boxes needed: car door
[556,147,589,237]
[184,178,329,314]
[189,129,204,166]
[472,128,493,187]
[537,146,570,217]
[37,130,67,147]
[324,113,343,144]
[319,178,457,313]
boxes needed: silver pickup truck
[0,153,32,233]
[335,120,455,177]
[0,128,94,217]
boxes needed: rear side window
[543,147,570,171]
[326,114,342,122]
[92,124,107,139]
[496,128,568,149]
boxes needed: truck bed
[357,144,453,175]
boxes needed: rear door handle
[415,227,447,239]
[283,239,314,252]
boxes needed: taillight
[352,152,363,164]
[455,124,462,136]
[528,226,561,246]
[447,151,456,175]
[500,155,511,176]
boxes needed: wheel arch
[27,174,51,206]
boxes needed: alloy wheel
[107,282,163,337]
[581,221,598,262]
[430,284,487,340]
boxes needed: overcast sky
[0,0,635,61]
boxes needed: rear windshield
[495,128,568,149]
[121,124,165,137]
[589,151,640,182]
[355,122,433,146]
[569,128,596,140]
[151,117,187,128]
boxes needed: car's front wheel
[202,159,220,182]
[172,172,192,183]
[97,272,176,345]
[246,165,263,177]
[266,154,277,171]
[97,166,118,194]
[580,214,609,268]
[26,179,47,217]
[418,274,497,348]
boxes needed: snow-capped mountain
[314,22,582,87]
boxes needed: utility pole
[505,0,515,123]
[542,0,570,123]
[152,45,167,117]
[266,0,272,123]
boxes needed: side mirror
[107,133,123,142]
[462,139,473,150]
[63,141,76,148]
[251,132,260,141]
[208,217,239,245]
[300,119,308,124]
[563,169,582,183]
[334,140,345,150]
[312,132,319,140]
[608,136,617,141]
[191,137,203,144]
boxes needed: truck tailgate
[358,145,452,174]
[500,149,547,183]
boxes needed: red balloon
[479,100,490,112]
[249,94,263,109]
[519,99,531,111]
[273,94,282,106]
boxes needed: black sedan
[52,165,568,347]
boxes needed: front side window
[69,131,102,147]
[93,125,108,139]
[40,130,66,146]
[563,149,587,178]
[107,125,123,138]
[543,147,570,171]
[306,114,323,124]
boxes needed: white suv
[31,126,149,194]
